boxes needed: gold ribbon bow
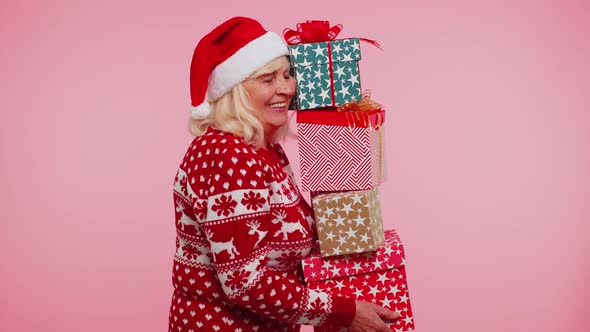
[337,91,384,130]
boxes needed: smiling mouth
[268,102,288,110]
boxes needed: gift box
[297,109,384,191]
[288,38,362,110]
[312,187,384,257]
[302,229,415,331]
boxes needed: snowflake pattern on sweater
[169,129,355,332]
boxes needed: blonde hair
[189,56,288,148]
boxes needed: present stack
[284,20,415,331]
[303,230,414,332]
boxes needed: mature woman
[169,17,398,332]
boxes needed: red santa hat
[190,17,289,119]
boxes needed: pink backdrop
[1,0,589,331]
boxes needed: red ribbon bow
[283,20,343,45]
[283,20,382,50]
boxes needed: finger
[376,322,392,332]
[374,305,400,321]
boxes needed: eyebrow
[255,66,290,79]
[257,73,274,79]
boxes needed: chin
[266,107,288,114]
[268,125,288,142]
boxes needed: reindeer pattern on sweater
[169,129,355,332]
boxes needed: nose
[276,76,296,97]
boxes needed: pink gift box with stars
[302,229,415,331]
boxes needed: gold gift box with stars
[312,187,384,257]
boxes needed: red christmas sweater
[169,129,355,332]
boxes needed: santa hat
[190,17,289,119]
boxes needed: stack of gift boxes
[285,21,415,331]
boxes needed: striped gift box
[296,109,384,192]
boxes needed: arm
[193,143,355,327]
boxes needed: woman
[169,17,398,332]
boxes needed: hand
[349,301,400,332]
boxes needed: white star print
[345,227,357,239]
[324,207,336,218]
[334,280,345,290]
[308,98,319,109]
[324,230,336,241]
[372,259,383,269]
[380,295,393,307]
[353,288,363,298]
[333,64,346,78]
[317,215,328,224]
[289,46,301,58]
[353,216,366,227]
[352,262,362,273]
[318,87,330,102]
[341,202,354,214]
[334,216,346,227]
[331,42,342,55]
[376,272,389,285]
[367,285,379,297]
[383,246,394,256]
[342,52,353,62]
[312,43,325,58]
[330,265,340,276]
[347,73,359,86]
[351,194,363,205]
[296,70,305,83]
[338,83,351,98]
[313,67,323,80]
[399,294,409,304]
[360,233,370,243]
[389,284,400,296]
[403,315,413,325]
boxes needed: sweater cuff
[325,296,356,327]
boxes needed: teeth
[269,102,286,108]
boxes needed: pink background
[1,0,589,331]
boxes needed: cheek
[253,93,270,107]
[257,89,275,105]
[288,80,296,94]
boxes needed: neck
[264,129,276,148]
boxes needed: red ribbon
[297,108,385,129]
[283,20,342,45]
[283,20,383,50]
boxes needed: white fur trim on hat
[207,31,288,102]
[190,101,211,119]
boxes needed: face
[242,57,296,141]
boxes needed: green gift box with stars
[288,38,362,110]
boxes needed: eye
[260,75,274,83]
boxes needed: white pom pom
[190,102,211,119]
